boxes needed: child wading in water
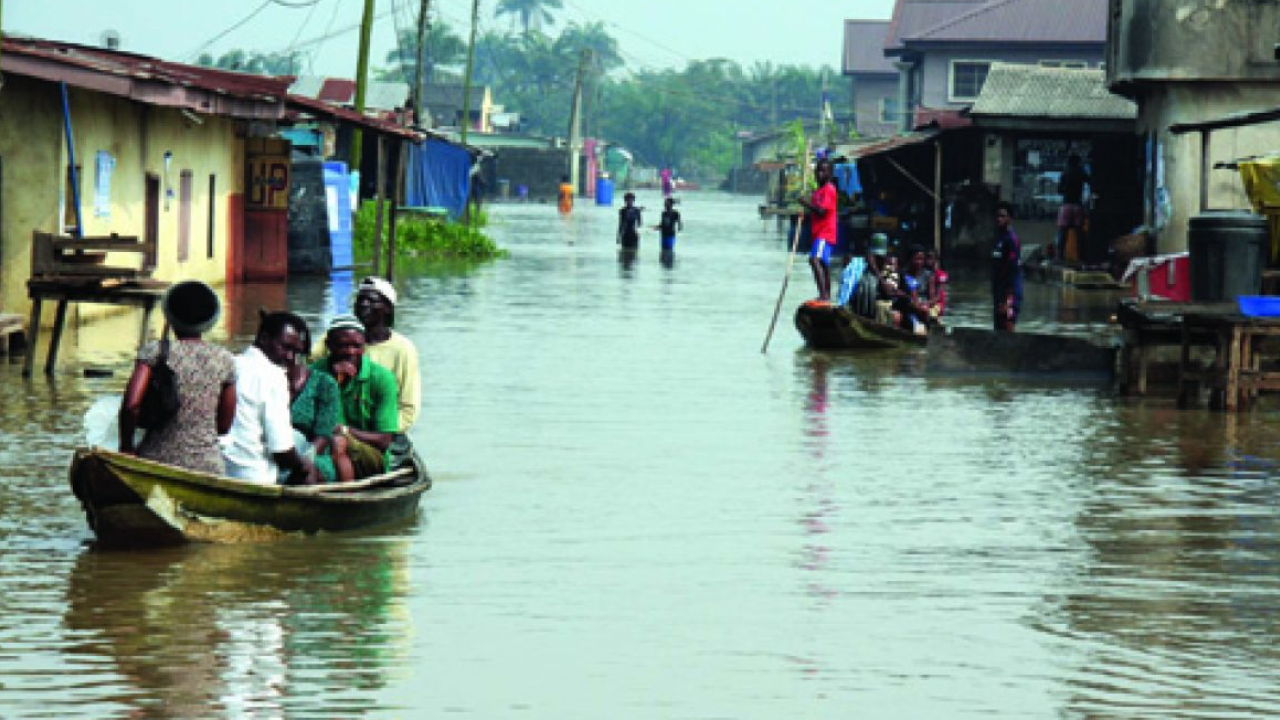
[798,158,838,302]
[617,192,643,250]
[655,197,683,251]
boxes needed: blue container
[322,161,354,270]
[596,177,614,206]
[1237,295,1280,317]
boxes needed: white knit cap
[359,276,398,307]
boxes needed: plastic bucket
[1188,211,1267,302]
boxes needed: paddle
[761,138,812,354]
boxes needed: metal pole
[411,0,432,122]
[60,82,83,237]
[934,139,943,255]
[372,134,386,276]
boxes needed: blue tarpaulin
[406,138,472,219]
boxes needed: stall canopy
[406,137,473,219]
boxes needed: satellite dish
[99,29,122,51]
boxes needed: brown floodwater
[2,193,1280,719]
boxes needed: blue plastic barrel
[596,177,614,206]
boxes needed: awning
[849,129,940,160]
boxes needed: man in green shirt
[312,315,400,481]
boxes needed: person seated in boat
[221,311,321,485]
[313,315,400,481]
[286,318,346,484]
[119,280,236,476]
[353,276,420,432]
[925,249,948,320]
[875,253,906,327]
[312,276,421,434]
[851,232,889,318]
[897,246,935,333]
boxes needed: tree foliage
[196,50,304,75]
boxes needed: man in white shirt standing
[221,311,320,485]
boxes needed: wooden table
[1117,300,1226,396]
[1178,312,1280,411]
[23,277,169,376]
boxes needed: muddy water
[2,193,1280,719]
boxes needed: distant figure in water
[558,175,574,214]
[617,192,643,250]
[660,167,674,197]
[992,201,1023,332]
[798,158,838,302]
[654,197,683,252]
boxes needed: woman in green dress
[286,321,346,483]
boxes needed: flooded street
[3,193,1280,718]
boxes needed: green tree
[196,49,304,75]
[494,0,564,35]
[380,20,467,86]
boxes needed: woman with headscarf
[119,280,236,474]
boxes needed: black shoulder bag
[137,339,181,430]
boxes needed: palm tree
[494,0,564,35]
[382,22,467,86]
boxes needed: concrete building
[1107,0,1280,253]
[0,37,415,321]
[842,20,899,138]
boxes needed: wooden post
[1199,129,1211,213]
[351,0,376,174]
[566,50,590,193]
[388,138,407,282]
[934,138,943,255]
[460,0,480,144]
[411,0,432,121]
[372,135,386,276]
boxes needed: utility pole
[412,0,431,124]
[460,0,480,143]
[351,0,376,173]
[566,49,590,194]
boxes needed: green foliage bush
[353,201,507,261]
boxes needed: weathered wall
[0,75,62,317]
[0,79,246,322]
[918,47,1105,109]
[852,74,899,138]
[1108,0,1280,84]
[1138,83,1280,253]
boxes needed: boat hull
[794,303,927,350]
[927,326,1117,378]
[69,448,431,545]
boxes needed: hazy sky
[6,0,898,78]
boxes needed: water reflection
[63,539,411,719]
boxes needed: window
[878,96,900,124]
[207,174,217,260]
[177,170,192,263]
[949,61,991,101]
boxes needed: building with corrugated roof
[0,36,418,320]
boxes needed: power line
[186,0,274,61]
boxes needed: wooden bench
[24,232,168,376]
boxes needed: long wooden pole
[372,134,386,276]
[761,142,811,354]
[411,0,431,122]
[351,0,376,173]
[460,0,480,144]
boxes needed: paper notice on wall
[94,150,116,218]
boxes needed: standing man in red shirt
[799,158,839,302]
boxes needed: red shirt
[809,183,838,244]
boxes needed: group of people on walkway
[118,276,421,486]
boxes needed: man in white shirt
[221,311,319,485]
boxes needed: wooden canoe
[794,302,928,350]
[69,447,431,545]
[927,326,1117,378]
